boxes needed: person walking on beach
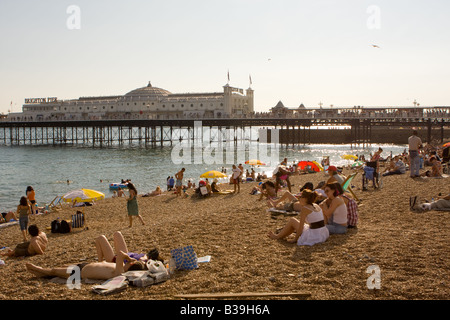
[17,196,33,241]
[408,130,423,178]
[126,182,145,228]
[175,168,186,198]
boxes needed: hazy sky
[1,0,449,114]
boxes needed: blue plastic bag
[170,245,198,270]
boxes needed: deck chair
[47,196,64,211]
[341,172,360,202]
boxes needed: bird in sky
[371,44,380,48]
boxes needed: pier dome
[124,82,171,99]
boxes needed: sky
[1,0,450,114]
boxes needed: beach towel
[91,275,128,295]
[267,208,299,216]
[0,221,19,229]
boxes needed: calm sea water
[0,141,407,211]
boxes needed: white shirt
[408,135,422,151]
[232,168,241,179]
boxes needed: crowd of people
[1,129,449,289]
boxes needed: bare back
[28,232,48,255]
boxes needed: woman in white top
[320,183,348,234]
[268,189,329,246]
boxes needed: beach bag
[60,220,71,233]
[170,245,198,270]
[72,211,85,228]
[146,259,168,274]
[51,220,61,233]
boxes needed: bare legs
[267,217,301,243]
[95,231,128,262]
[267,191,298,208]
[128,215,145,228]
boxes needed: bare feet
[26,263,48,278]
[267,231,279,240]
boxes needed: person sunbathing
[257,181,278,201]
[26,231,149,280]
[267,190,300,211]
[1,225,47,257]
[1,211,18,223]
[142,186,162,197]
[26,250,143,281]
[411,187,450,212]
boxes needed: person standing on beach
[238,164,244,183]
[408,130,423,178]
[26,186,36,216]
[126,182,145,228]
[175,168,186,198]
[232,165,241,193]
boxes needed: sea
[0,138,408,212]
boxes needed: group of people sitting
[380,153,443,178]
[267,181,358,246]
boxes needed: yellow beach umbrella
[245,159,266,166]
[62,188,105,203]
[341,154,358,161]
[200,170,227,179]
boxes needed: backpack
[51,220,61,233]
[60,220,71,233]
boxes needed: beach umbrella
[200,170,227,179]
[297,161,322,172]
[245,159,266,166]
[341,154,358,161]
[62,188,105,203]
[311,161,324,171]
[351,160,364,167]
[442,142,450,148]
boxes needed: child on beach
[17,196,33,241]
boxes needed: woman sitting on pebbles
[320,183,348,234]
[267,189,329,246]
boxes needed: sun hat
[326,166,338,171]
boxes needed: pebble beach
[0,167,449,301]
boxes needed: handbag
[170,245,198,270]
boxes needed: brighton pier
[1,81,449,147]
[0,108,449,147]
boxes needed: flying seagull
[371,44,380,48]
